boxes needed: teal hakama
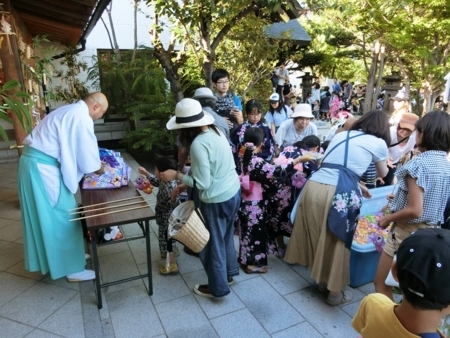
[18,146,85,279]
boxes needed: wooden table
[80,182,155,309]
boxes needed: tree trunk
[106,1,121,63]
[0,1,28,155]
[364,41,380,113]
[203,53,214,89]
[372,45,385,109]
[153,47,184,102]
[131,0,138,62]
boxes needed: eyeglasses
[215,80,229,85]
[248,113,261,116]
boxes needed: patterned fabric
[230,121,275,173]
[361,162,377,189]
[391,150,450,225]
[147,174,179,254]
[270,146,321,236]
[237,156,298,264]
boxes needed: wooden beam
[14,0,94,16]
[16,11,84,31]
[0,0,29,155]
[14,6,91,26]
[67,0,98,6]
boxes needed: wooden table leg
[145,220,153,295]
[92,230,103,309]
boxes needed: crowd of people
[17,64,450,336]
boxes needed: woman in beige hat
[274,103,318,150]
[389,92,410,125]
[160,98,241,298]
[377,112,419,187]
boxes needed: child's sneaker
[160,263,179,275]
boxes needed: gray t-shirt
[310,130,387,186]
[274,119,317,148]
[203,106,230,139]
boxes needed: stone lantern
[382,72,403,113]
[298,72,314,103]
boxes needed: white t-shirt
[276,68,288,86]
[275,119,317,148]
[310,130,388,186]
[265,105,292,128]
[388,126,416,163]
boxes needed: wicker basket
[168,201,209,253]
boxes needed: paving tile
[341,299,362,318]
[0,223,23,241]
[79,280,104,338]
[0,180,19,190]
[106,285,164,338]
[24,329,64,338]
[0,281,77,327]
[6,261,46,281]
[41,274,81,291]
[233,277,304,334]
[0,272,37,306]
[357,282,374,295]
[38,294,85,338]
[155,295,218,338]
[98,250,144,293]
[289,264,317,286]
[0,200,17,212]
[0,217,15,229]
[128,235,161,265]
[271,321,324,338]
[0,242,24,271]
[121,222,147,237]
[96,241,130,257]
[182,270,246,319]
[0,239,10,247]
[137,262,191,305]
[285,286,356,337]
[1,208,21,221]
[211,308,270,338]
[0,316,34,338]
[261,256,310,295]
[174,248,205,275]
[15,237,24,244]
[0,187,17,201]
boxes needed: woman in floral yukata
[237,127,311,274]
[271,135,322,257]
[230,99,275,174]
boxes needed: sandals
[244,265,269,274]
[326,290,353,306]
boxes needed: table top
[80,181,155,229]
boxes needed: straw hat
[291,103,314,119]
[398,113,419,131]
[193,87,216,101]
[166,98,215,130]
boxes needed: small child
[312,100,320,119]
[374,110,450,298]
[352,228,450,337]
[138,157,180,274]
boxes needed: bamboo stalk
[68,195,145,211]
[69,199,154,215]
[70,205,150,221]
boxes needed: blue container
[349,185,397,287]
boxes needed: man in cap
[353,228,450,337]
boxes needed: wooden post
[0,0,29,156]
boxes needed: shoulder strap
[321,131,364,163]
[389,136,409,148]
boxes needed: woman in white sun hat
[274,103,318,150]
[160,98,241,298]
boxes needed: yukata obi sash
[320,131,365,249]
[239,174,263,201]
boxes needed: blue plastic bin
[349,185,397,287]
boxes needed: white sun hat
[166,98,215,130]
[291,103,314,119]
[193,87,217,101]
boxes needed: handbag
[168,200,209,253]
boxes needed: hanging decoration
[0,13,14,55]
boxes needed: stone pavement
[0,150,377,338]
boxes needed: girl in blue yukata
[139,157,180,274]
[374,110,450,300]
[237,127,312,273]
